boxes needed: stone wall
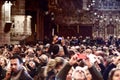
[0,0,26,45]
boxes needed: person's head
[84,69,92,80]
[72,66,87,80]
[68,49,76,59]
[27,48,35,54]
[12,45,21,54]
[39,54,49,65]
[10,55,23,73]
[36,47,42,56]
[108,68,120,80]
[51,44,65,58]
[26,48,35,58]
[0,56,8,68]
[44,59,56,77]
[66,67,74,80]
[54,57,65,71]
[27,60,36,70]
[84,49,92,55]
[52,35,59,44]
[44,43,50,52]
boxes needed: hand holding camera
[77,53,87,60]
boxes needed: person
[84,69,92,80]
[0,56,7,80]
[44,57,65,80]
[25,60,38,78]
[103,55,120,80]
[72,66,87,80]
[56,54,104,80]
[48,35,68,59]
[108,68,120,80]
[4,55,33,80]
[66,67,74,80]
[44,59,56,80]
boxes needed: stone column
[0,1,11,45]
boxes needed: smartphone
[58,37,62,40]
[77,54,87,59]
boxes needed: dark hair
[108,68,120,80]
[68,50,76,58]
[36,47,41,51]
[10,55,23,64]
[51,44,59,55]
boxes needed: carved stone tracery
[48,0,120,39]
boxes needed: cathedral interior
[0,0,120,45]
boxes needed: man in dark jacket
[4,55,33,80]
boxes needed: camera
[58,37,62,40]
[77,54,87,60]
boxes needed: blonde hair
[54,57,64,68]
[0,55,8,69]
[44,59,56,77]
[44,57,65,77]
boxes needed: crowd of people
[0,35,120,80]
